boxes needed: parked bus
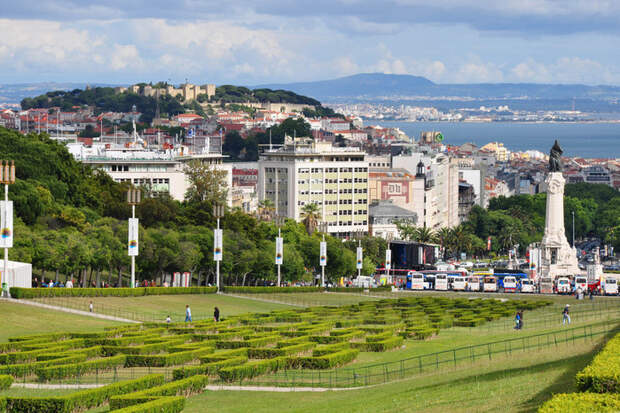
[555,277,571,294]
[483,276,497,292]
[435,274,449,291]
[467,275,481,291]
[520,279,535,293]
[451,276,467,291]
[539,277,554,294]
[502,276,518,293]
[574,276,588,293]
[602,277,618,296]
[406,272,425,290]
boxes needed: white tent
[1,261,32,289]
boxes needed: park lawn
[0,387,78,398]
[0,301,122,342]
[36,294,295,323]
[186,338,602,413]
[230,292,380,307]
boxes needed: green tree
[300,203,321,235]
[184,160,228,205]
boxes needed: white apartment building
[258,141,369,236]
[393,153,459,230]
[69,143,232,204]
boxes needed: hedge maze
[539,330,620,412]
[0,296,550,412]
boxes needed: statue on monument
[549,140,563,172]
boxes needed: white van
[452,276,467,291]
[602,277,618,295]
[520,279,535,293]
[483,276,497,292]
[556,277,571,294]
[435,274,448,291]
[503,276,518,293]
[467,276,481,291]
[574,276,588,293]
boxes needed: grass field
[0,300,122,342]
[184,337,606,413]
[31,294,295,322]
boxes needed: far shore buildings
[257,140,369,237]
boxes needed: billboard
[275,236,283,265]
[356,247,363,270]
[0,201,13,249]
[320,241,327,267]
[213,229,223,261]
[128,218,139,256]
[385,249,391,270]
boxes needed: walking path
[0,298,139,323]
[10,382,361,392]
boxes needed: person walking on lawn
[185,305,192,323]
[562,304,571,325]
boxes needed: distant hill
[0,82,117,105]
[258,73,620,101]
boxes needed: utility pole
[572,211,575,247]
[0,161,15,297]
[127,188,141,288]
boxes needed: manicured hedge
[312,342,350,357]
[287,349,359,369]
[0,374,12,390]
[125,348,213,368]
[538,393,620,413]
[576,333,620,393]
[108,396,185,413]
[36,354,127,381]
[110,375,208,409]
[173,355,249,379]
[103,339,188,356]
[215,335,280,349]
[221,286,323,294]
[248,342,315,359]
[218,357,287,382]
[352,336,404,352]
[9,286,217,299]
[199,348,248,364]
[5,374,164,413]
[0,354,88,377]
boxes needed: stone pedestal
[540,172,579,278]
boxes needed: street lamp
[0,160,15,297]
[275,215,285,287]
[127,188,141,288]
[318,222,328,287]
[213,204,225,292]
[572,211,575,248]
[354,230,364,279]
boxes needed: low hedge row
[103,339,188,356]
[199,348,248,364]
[275,336,310,348]
[538,393,620,413]
[36,354,127,381]
[312,342,350,357]
[37,346,104,361]
[19,338,85,352]
[108,396,185,413]
[125,348,213,368]
[5,374,164,413]
[110,375,208,409]
[221,286,323,294]
[0,354,87,377]
[215,335,280,349]
[248,342,315,359]
[9,287,217,299]
[173,355,249,379]
[352,336,403,352]
[218,357,287,382]
[287,349,359,370]
[0,374,12,390]
[576,333,620,393]
[309,330,364,344]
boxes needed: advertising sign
[320,241,327,267]
[385,249,391,270]
[0,201,13,248]
[275,236,283,265]
[356,247,363,270]
[213,229,223,261]
[128,218,139,256]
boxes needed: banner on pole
[128,218,139,256]
[319,241,327,267]
[356,247,363,270]
[0,201,13,248]
[275,236,283,265]
[213,229,223,261]
[385,249,391,270]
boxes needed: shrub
[538,393,620,413]
[9,287,217,299]
[125,348,213,368]
[36,354,127,381]
[248,342,315,359]
[103,339,188,356]
[275,336,310,348]
[218,357,287,382]
[173,356,248,379]
[199,348,248,364]
[0,374,12,390]
[287,349,359,369]
[221,286,323,294]
[108,396,185,413]
[312,342,350,357]
[216,335,280,349]
[0,354,88,377]
[110,375,208,409]
[309,331,364,344]
[5,374,164,413]
[352,336,404,352]
[576,333,620,393]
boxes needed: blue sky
[1,0,619,85]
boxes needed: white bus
[408,272,425,290]
[483,276,497,292]
[467,276,481,291]
[435,273,448,291]
[574,276,588,293]
[520,279,535,293]
[602,277,618,296]
[451,276,467,291]
[502,276,518,293]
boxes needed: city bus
[502,276,518,293]
[483,275,497,292]
[451,276,467,291]
[435,274,449,291]
[406,272,425,290]
[467,275,481,291]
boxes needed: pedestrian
[185,305,192,323]
[166,315,171,324]
[33,277,38,288]
[518,310,524,330]
[214,306,220,322]
[562,304,571,325]
[66,278,73,288]
[514,311,520,330]
[589,289,594,300]
[89,301,94,313]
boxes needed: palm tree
[436,227,453,259]
[300,203,321,235]
[257,199,275,221]
[414,226,436,244]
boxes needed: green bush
[0,374,12,390]
[36,354,127,381]
[218,357,287,382]
[173,355,248,379]
[248,342,315,359]
[576,333,620,393]
[538,393,620,412]
[103,339,188,356]
[0,354,87,377]
[216,335,280,349]
[221,286,323,294]
[108,396,185,413]
[309,330,364,344]
[275,336,310,348]
[199,348,248,364]
[110,375,208,409]
[125,348,213,368]
[6,374,164,413]
[287,349,359,369]
[352,336,403,352]
[9,287,217,299]
[312,342,350,357]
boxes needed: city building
[117,83,216,103]
[368,168,424,221]
[458,181,476,223]
[582,165,612,186]
[369,200,418,240]
[69,143,232,204]
[257,140,369,237]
